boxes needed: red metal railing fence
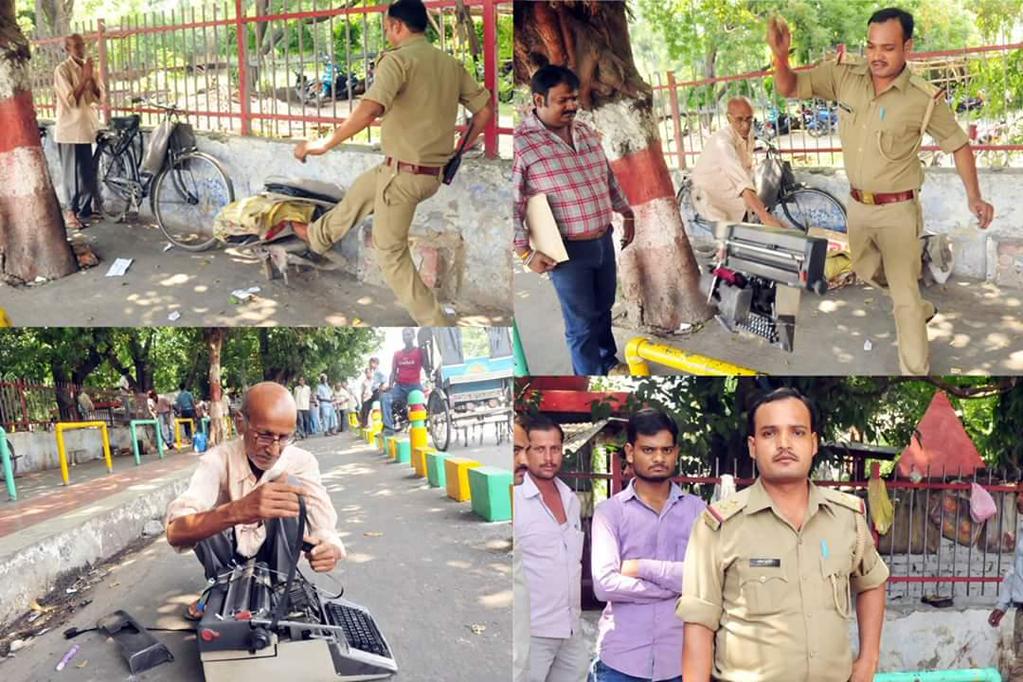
[651,42,1023,170]
[28,0,512,158]
[0,380,125,431]
[564,450,1022,602]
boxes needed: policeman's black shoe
[926,306,938,324]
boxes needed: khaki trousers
[307,162,446,326]
[847,196,934,375]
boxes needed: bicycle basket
[169,122,197,152]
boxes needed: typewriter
[197,560,397,682]
[701,221,828,352]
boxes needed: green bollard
[0,426,16,502]
[512,321,529,377]
[129,419,165,464]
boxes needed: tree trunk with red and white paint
[0,0,77,284]
[514,1,712,330]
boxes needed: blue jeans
[309,406,321,434]
[319,401,336,434]
[588,658,682,682]
[381,383,423,430]
[548,230,618,375]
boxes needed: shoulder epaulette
[701,491,748,531]
[836,52,865,67]
[908,74,942,99]
[821,487,866,514]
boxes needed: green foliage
[633,0,1020,114]
[0,328,381,397]
[617,377,1023,471]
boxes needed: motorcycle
[294,54,372,106]
[804,102,838,137]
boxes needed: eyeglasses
[251,430,295,448]
[728,115,755,124]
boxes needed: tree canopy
[525,376,1023,472]
[0,327,382,396]
[633,0,1022,81]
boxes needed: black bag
[442,116,473,185]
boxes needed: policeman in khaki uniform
[293,0,494,326]
[677,388,889,682]
[768,8,994,375]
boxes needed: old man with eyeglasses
[165,381,345,620]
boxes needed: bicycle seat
[263,176,345,204]
[110,115,140,131]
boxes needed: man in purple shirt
[589,408,706,682]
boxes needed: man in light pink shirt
[690,97,784,228]
[165,382,345,618]
[513,414,588,682]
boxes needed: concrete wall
[869,604,1014,675]
[9,426,158,475]
[42,129,513,311]
[796,167,1023,288]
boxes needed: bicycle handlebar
[129,96,182,114]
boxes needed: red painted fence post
[234,0,251,136]
[96,19,111,125]
[667,71,684,170]
[481,0,498,159]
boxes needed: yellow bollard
[174,418,196,449]
[54,421,114,486]
[624,337,759,376]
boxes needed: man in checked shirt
[513,65,635,376]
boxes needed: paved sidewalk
[0,449,197,539]
[2,219,509,327]
[516,268,1023,375]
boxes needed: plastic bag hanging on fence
[969,482,998,523]
[867,475,894,535]
[712,474,737,502]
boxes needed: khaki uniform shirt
[362,34,490,167]
[691,125,757,223]
[796,55,968,194]
[676,478,889,682]
[53,57,103,144]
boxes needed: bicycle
[93,98,235,251]
[677,135,847,236]
[388,383,453,452]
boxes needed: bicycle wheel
[427,390,451,452]
[675,177,715,240]
[776,187,847,233]
[94,143,137,218]
[151,151,234,251]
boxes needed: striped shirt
[512,112,630,252]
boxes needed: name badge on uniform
[749,558,781,568]
[837,101,854,114]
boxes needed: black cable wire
[269,493,306,631]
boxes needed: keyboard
[325,601,391,658]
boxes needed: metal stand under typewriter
[700,221,828,352]
[197,560,397,682]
